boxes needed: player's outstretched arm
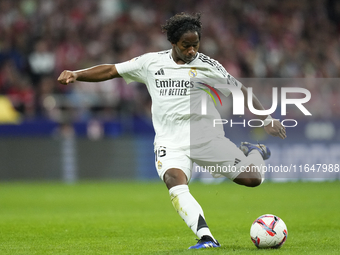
[57,64,121,85]
[241,84,286,139]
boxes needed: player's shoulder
[196,52,223,67]
[196,52,228,77]
[130,50,170,63]
[156,49,171,55]
[141,50,171,59]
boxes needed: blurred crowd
[0,0,340,122]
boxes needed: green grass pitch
[0,180,339,254]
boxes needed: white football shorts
[154,137,254,182]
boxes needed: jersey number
[155,146,166,162]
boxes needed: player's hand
[57,70,78,85]
[264,119,286,139]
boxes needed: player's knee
[163,168,188,189]
[233,171,262,187]
[245,177,262,187]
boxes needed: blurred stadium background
[0,0,339,182]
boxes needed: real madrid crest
[189,67,197,78]
[157,160,163,169]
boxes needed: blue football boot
[188,235,220,249]
[239,142,271,160]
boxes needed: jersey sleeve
[115,54,150,84]
[206,59,243,97]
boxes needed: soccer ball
[250,214,288,249]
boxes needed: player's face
[172,31,200,64]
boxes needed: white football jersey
[115,49,242,149]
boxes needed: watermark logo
[197,79,312,128]
[197,82,222,106]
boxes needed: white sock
[247,150,265,182]
[169,184,216,241]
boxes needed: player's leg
[191,138,269,188]
[233,164,262,187]
[163,168,220,249]
[233,142,271,187]
[155,145,219,249]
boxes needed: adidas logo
[155,68,165,75]
[234,158,241,166]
